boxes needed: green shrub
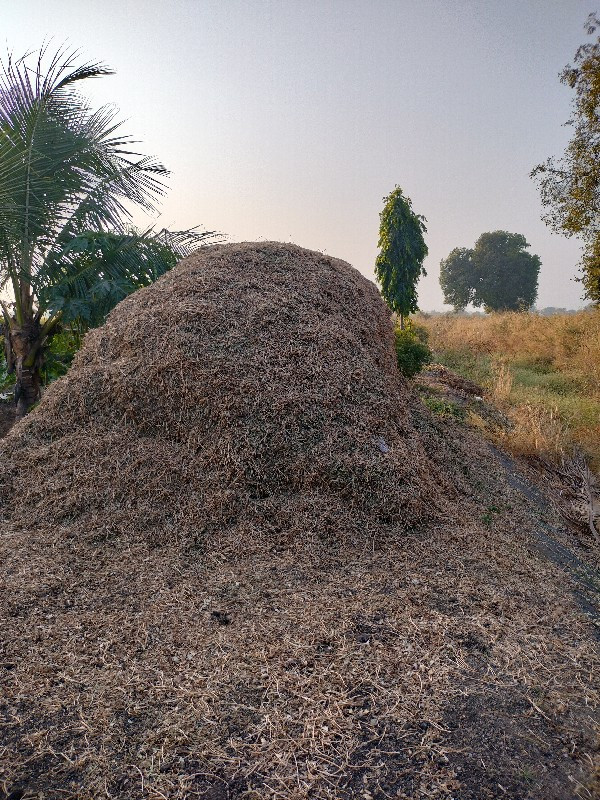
[0,326,79,396]
[0,358,14,396]
[422,395,466,420]
[0,333,15,396]
[394,322,432,378]
[43,329,79,385]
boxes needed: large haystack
[1,243,598,800]
[0,242,443,546]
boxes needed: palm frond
[0,45,169,297]
[38,227,223,326]
[0,44,225,336]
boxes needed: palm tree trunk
[7,316,42,419]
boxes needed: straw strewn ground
[0,243,598,799]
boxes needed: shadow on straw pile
[108,768,251,799]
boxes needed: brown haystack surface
[0,242,444,546]
[0,242,599,799]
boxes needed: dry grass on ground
[0,244,599,799]
[418,310,600,468]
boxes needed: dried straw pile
[0,242,444,546]
[1,243,598,799]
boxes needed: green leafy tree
[531,14,600,302]
[439,231,540,312]
[439,247,475,311]
[472,231,541,312]
[375,186,428,327]
[0,46,218,418]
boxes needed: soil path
[491,445,600,635]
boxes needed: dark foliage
[531,14,600,302]
[440,231,541,312]
[394,322,432,377]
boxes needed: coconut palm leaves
[0,45,219,416]
[39,227,215,328]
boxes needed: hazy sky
[4,0,594,308]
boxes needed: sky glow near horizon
[3,0,595,309]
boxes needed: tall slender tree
[0,46,218,417]
[375,186,428,328]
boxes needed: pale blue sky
[4,0,593,308]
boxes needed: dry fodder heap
[2,243,600,800]
[0,242,444,545]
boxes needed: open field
[418,310,600,469]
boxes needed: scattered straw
[0,243,598,799]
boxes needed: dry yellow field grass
[418,309,600,468]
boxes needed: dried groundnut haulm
[0,243,598,800]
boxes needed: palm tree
[0,46,219,418]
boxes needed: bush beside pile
[394,321,432,378]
